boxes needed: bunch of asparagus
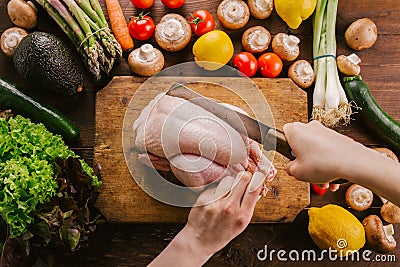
[36,0,122,80]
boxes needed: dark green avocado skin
[13,32,84,95]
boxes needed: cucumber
[0,78,80,143]
[343,76,400,153]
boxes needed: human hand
[283,120,365,186]
[183,171,267,258]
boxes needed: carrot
[105,0,134,52]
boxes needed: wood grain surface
[94,76,309,223]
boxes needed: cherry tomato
[232,52,258,77]
[161,0,185,9]
[130,0,154,9]
[128,14,155,41]
[311,183,328,196]
[258,52,283,78]
[189,10,215,36]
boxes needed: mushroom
[373,147,399,162]
[362,215,396,254]
[1,27,28,57]
[271,33,300,61]
[381,200,400,224]
[155,14,191,52]
[288,60,314,89]
[128,44,164,77]
[241,26,271,54]
[337,54,361,76]
[7,0,38,29]
[217,0,250,30]
[345,184,374,211]
[248,0,274,20]
[345,18,378,51]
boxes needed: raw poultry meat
[133,93,277,188]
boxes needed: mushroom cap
[345,184,374,211]
[381,201,400,224]
[288,60,314,89]
[337,54,361,76]
[345,18,378,51]
[155,14,191,52]
[241,26,271,54]
[248,0,274,19]
[128,45,164,77]
[7,0,37,29]
[373,147,399,162]
[362,215,396,254]
[217,0,250,30]
[1,27,28,57]
[272,33,300,61]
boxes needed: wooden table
[1,0,399,266]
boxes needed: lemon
[192,30,234,71]
[308,204,365,256]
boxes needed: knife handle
[263,128,348,184]
[264,128,295,160]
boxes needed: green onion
[312,0,352,127]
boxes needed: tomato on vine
[161,0,185,9]
[232,52,258,77]
[258,52,283,78]
[130,0,154,9]
[189,10,215,36]
[128,13,155,41]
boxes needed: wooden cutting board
[94,76,309,223]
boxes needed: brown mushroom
[373,147,399,162]
[337,54,361,76]
[155,14,191,52]
[1,27,28,57]
[381,201,400,224]
[272,33,300,61]
[128,44,164,77]
[248,0,274,19]
[345,184,374,211]
[345,18,378,51]
[7,0,37,29]
[362,215,396,254]
[288,60,314,89]
[241,26,271,54]
[217,0,250,30]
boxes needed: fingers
[241,172,267,212]
[229,171,252,201]
[329,183,340,192]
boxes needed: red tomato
[232,52,258,77]
[311,183,328,196]
[128,14,155,41]
[161,0,185,9]
[258,53,283,78]
[130,0,154,9]
[189,10,215,36]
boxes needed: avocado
[13,32,84,95]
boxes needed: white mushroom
[345,18,378,51]
[155,14,191,52]
[241,26,271,54]
[217,0,250,30]
[1,27,28,57]
[7,0,37,29]
[248,0,274,20]
[345,184,374,211]
[272,33,300,61]
[128,44,164,77]
[363,215,397,254]
[288,60,314,89]
[337,54,361,76]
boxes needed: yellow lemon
[192,30,234,71]
[275,0,317,29]
[308,204,365,256]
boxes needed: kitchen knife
[167,83,348,184]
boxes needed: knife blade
[166,83,349,184]
[166,83,294,160]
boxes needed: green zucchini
[0,78,80,143]
[343,76,400,153]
